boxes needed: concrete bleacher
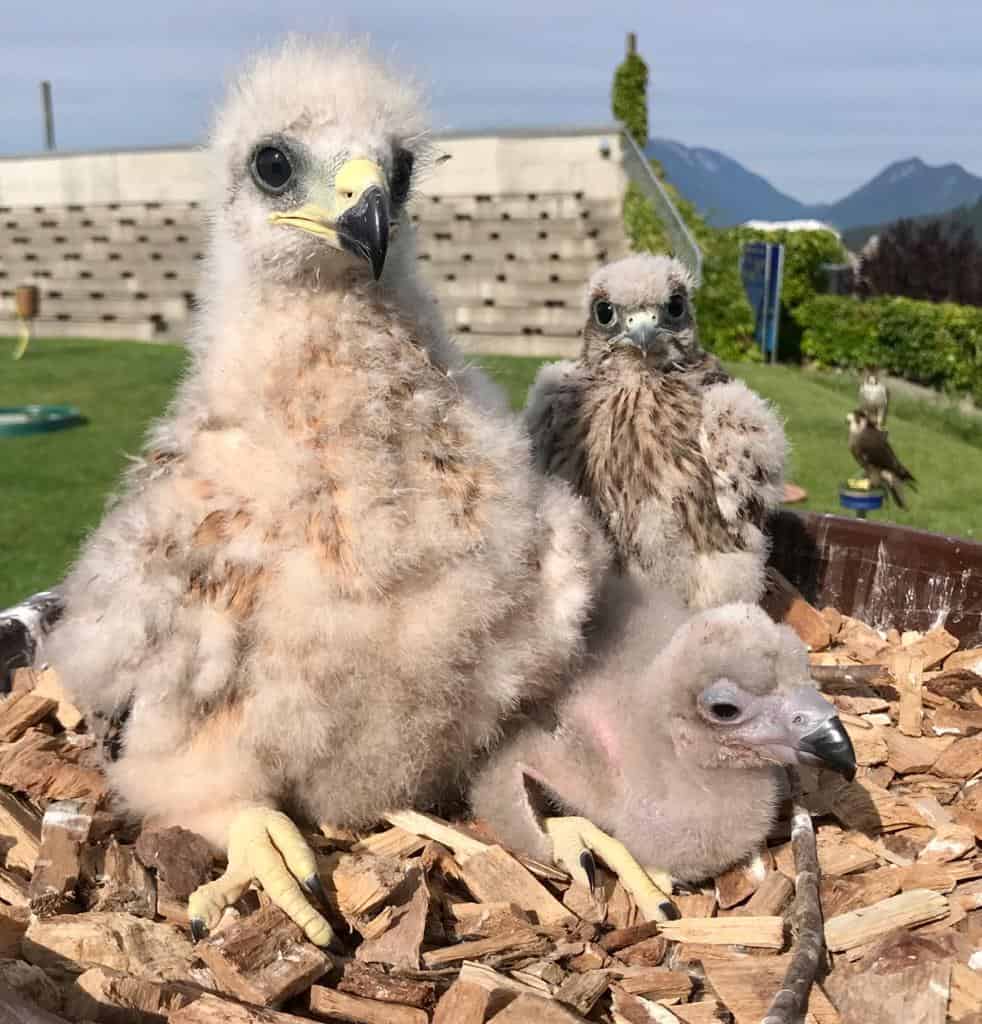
[0,129,631,355]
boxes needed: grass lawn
[0,339,188,606]
[2,339,981,607]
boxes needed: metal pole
[41,81,55,151]
[626,32,637,56]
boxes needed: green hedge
[797,294,982,400]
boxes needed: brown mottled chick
[44,36,610,947]
[526,253,788,609]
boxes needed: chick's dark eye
[667,293,686,318]
[252,146,293,192]
[390,148,414,206]
[709,702,740,721]
[593,299,616,327]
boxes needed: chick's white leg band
[545,815,677,923]
[187,804,335,947]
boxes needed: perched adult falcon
[859,366,889,428]
[525,253,788,609]
[44,37,611,946]
[847,409,916,507]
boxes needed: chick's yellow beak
[269,158,390,280]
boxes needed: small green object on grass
[0,404,85,438]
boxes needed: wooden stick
[760,771,823,1024]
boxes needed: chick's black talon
[660,900,681,921]
[189,917,208,943]
[579,849,597,892]
[301,873,328,908]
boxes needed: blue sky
[3,1,981,203]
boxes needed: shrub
[797,294,982,400]
[612,49,648,146]
[860,218,982,305]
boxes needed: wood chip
[423,927,546,968]
[65,966,200,1024]
[761,568,832,651]
[308,986,428,1024]
[672,891,717,918]
[456,844,572,927]
[0,978,69,1023]
[740,871,794,917]
[824,931,953,1024]
[932,732,982,778]
[488,993,587,1022]
[567,942,609,972]
[902,628,959,671]
[714,852,769,909]
[949,961,982,1023]
[349,825,427,860]
[555,969,610,1016]
[133,825,213,901]
[0,903,29,956]
[457,960,549,1011]
[384,810,489,857]
[0,729,106,804]
[0,692,57,742]
[432,979,493,1024]
[599,920,662,953]
[337,961,435,1009]
[82,838,157,917]
[29,798,92,916]
[931,705,982,736]
[890,654,925,737]
[0,958,64,1016]
[656,916,784,948]
[447,901,534,940]
[883,730,954,773]
[0,864,31,906]
[328,852,409,920]
[703,958,841,1024]
[196,902,331,1006]
[824,888,950,951]
[31,667,85,730]
[615,934,669,968]
[671,1001,725,1024]
[837,617,889,663]
[616,967,692,1000]
[819,867,903,918]
[917,823,978,863]
[814,775,926,833]
[942,648,982,674]
[815,835,878,877]
[0,788,42,873]
[357,866,429,970]
[170,992,311,1023]
[22,911,197,981]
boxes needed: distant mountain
[645,140,982,233]
[646,140,806,227]
[816,158,982,232]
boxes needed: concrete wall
[0,127,626,209]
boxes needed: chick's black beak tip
[338,185,389,281]
[799,716,857,781]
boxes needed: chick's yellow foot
[545,816,678,922]
[188,805,335,947]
